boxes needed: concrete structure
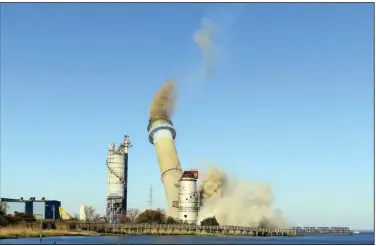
[1,197,61,220]
[80,204,87,221]
[106,135,132,224]
[177,170,199,224]
[147,118,183,218]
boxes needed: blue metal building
[1,198,33,214]
[1,197,61,220]
[32,200,61,220]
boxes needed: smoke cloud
[198,166,288,228]
[193,17,217,78]
[149,81,177,120]
[148,13,288,228]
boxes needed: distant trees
[126,208,140,223]
[71,213,80,221]
[117,208,180,225]
[84,206,95,221]
[0,204,222,227]
[166,216,179,224]
[119,213,129,224]
[84,206,101,222]
[0,207,8,226]
[1,202,8,214]
[135,209,165,224]
[200,216,219,226]
[0,210,36,227]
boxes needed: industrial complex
[1,197,62,220]
[0,121,352,230]
[104,124,200,225]
[0,83,352,232]
[0,197,88,221]
[1,121,200,225]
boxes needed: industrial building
[106,135,132,224]
[176,170,200,224]
[1,197,61,220]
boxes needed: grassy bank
[0,226,99,239]
[1,222,301,239]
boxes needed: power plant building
[177,170,199,224]
[32,199,61,220]
[1,197,61,220]
[1,198,33,215]
[106,135,132,223]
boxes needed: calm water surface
[0,232,374,244]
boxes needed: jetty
[66,223,351,237]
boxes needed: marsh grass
[0,224,98,239]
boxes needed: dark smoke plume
[149,81,177,121]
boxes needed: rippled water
[0,232,374,244]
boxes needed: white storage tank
[106,136,132,223]
[107,153,126,198]
[178,170,199,224]
[79,204,87,221]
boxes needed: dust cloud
[149,81,177,120]
[148,14,287,227]
[198,166,288,228]
[193,17,217,78]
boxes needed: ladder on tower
[106,159,125,184]
[106,135,132,186]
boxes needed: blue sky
[1,3,374,230]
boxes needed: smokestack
[147,118,182,218]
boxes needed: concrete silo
[106,135,132,223]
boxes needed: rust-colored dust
[149,81,177,121]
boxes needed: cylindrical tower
[106,135,132,223]
[178,170,199,224]
[79,204,87,221]
[147,118,182,218]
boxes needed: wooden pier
[43,222,352,237]
[74,223,297,237]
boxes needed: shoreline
[0,228,101,240]
[2,230,359,240]
[0,230,298,240]
[1,223,356,240]
[0,233,294,240]
[0,234,98,240]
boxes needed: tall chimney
[147,118,182,218]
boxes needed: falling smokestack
[147,118,182,218]
[147,81,182,218]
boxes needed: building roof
[1,197,60,203]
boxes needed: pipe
[148,118,182,218]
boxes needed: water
[0,232,374,244]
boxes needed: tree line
[0,205,219,227]
[117,208,219,226]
